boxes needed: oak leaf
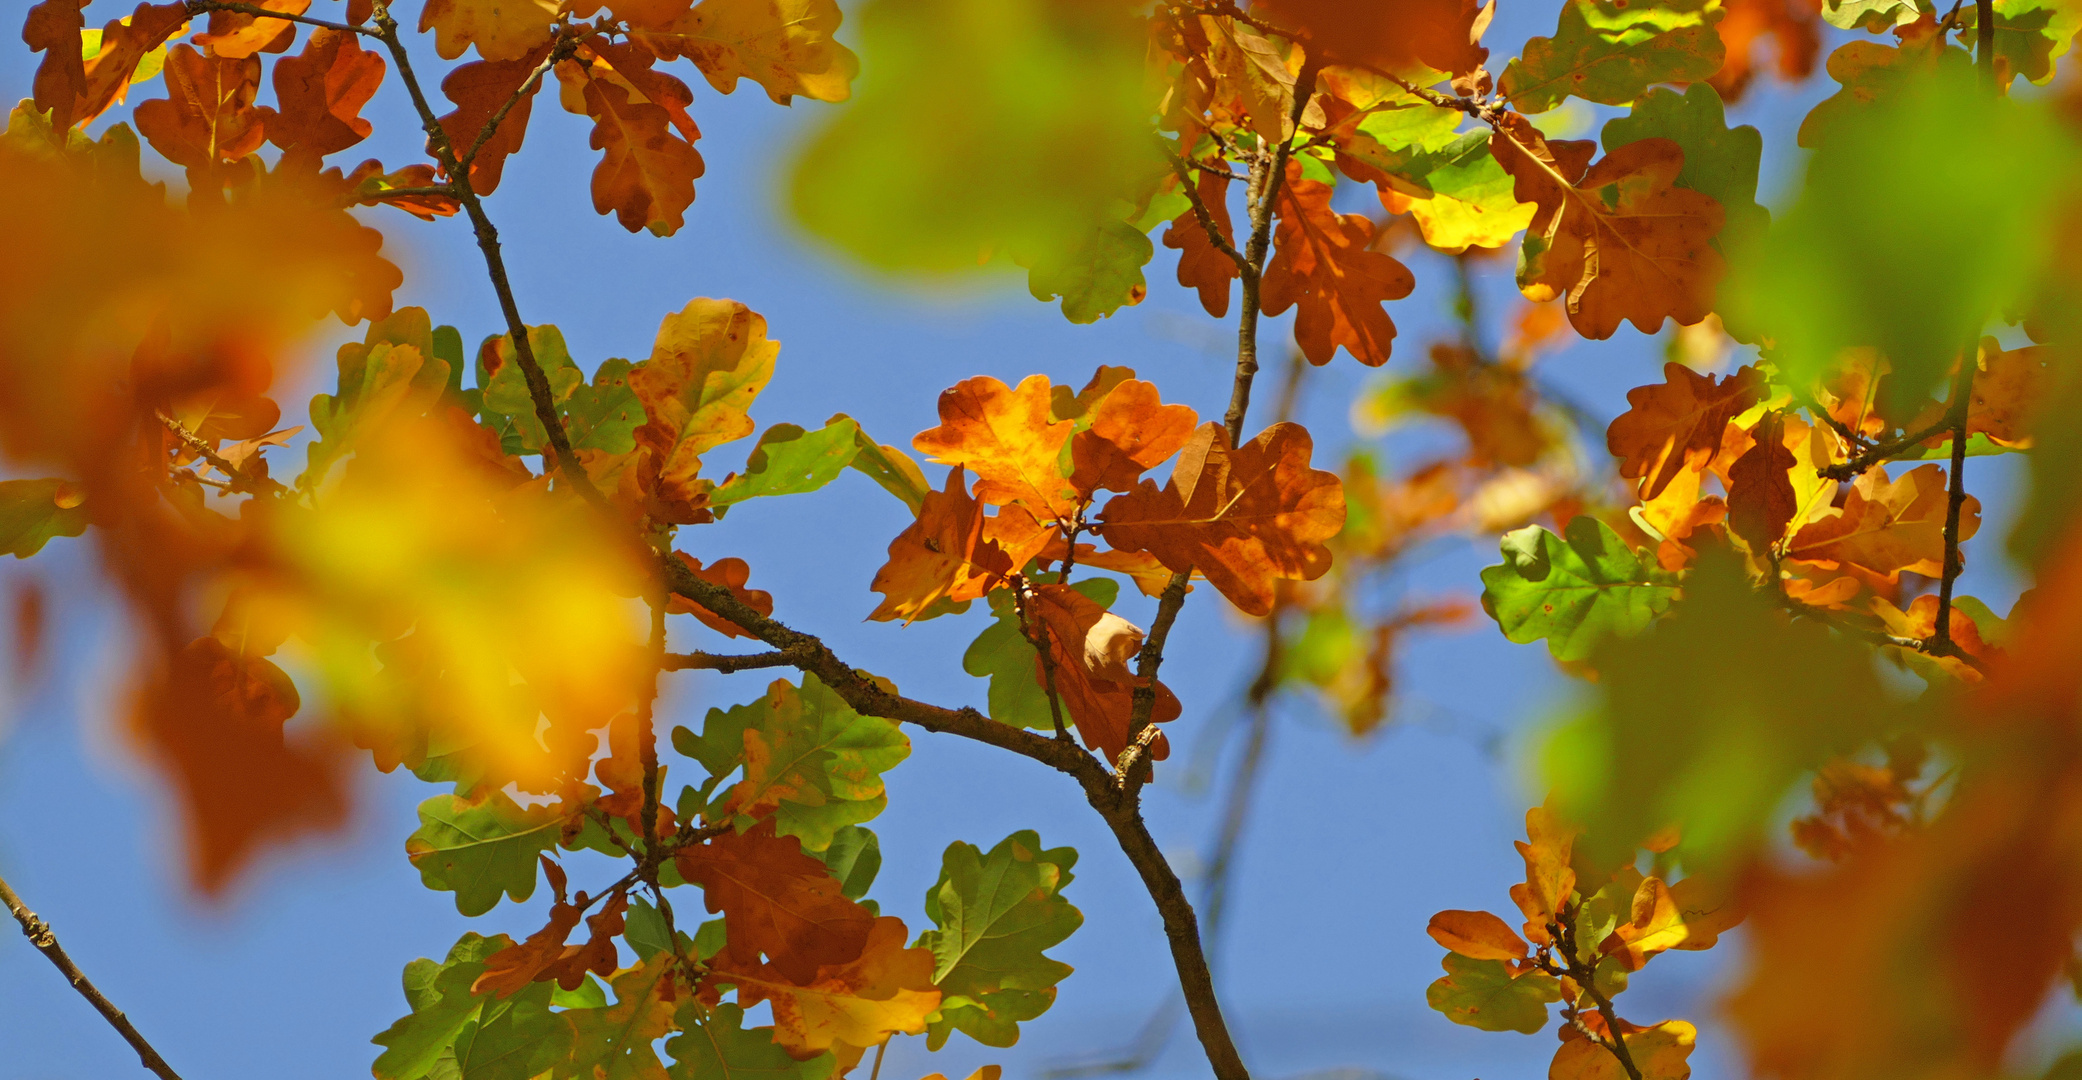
[1787,463,1979,579]
[913,375,1079,522]
[867,468,1013,623]
[1550,1019,1696,1080]
[558,56,705,236]
[665,554,773,639]
[24,1,88,130]
[1871,594,2002,683]
[1261,165,1417,367]
[1428,909,1531,961]
[1491,119,1726,338]
[558,957,682,1080]
[472,887,584,996]
[1512,803,1580,946]
[666,1002,838,1080]
[36,2,188,132]
[677,822,876,984]
[1601,874,1744,970]
[1726,410,1797,552]
[193,0,308,60]
[1480,516,1680,661]
[1607,363,1765,500]
[419,0,559,62]
[709,916,942,1055]
[1426,953,1563,1034]
[435,44,554,196]
[629,0,860,104]
[344,160,461,219]
[134,45,269,183]
[406,790,562,916]
[264,28,385,162]
[1069,379,1199,496]
[1163,168,1239,318]
[918,830,1082,1049]
[1962,336,2052,446]
[1255,0,1491,76]
[629,298,777,516]
[1025,583,1182,763]
[371,933,572,1080]
[1501,0,1723,112]
[1098,422,1345,617]
[1709,0,1821,103]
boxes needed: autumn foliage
[9,1,2082,1080]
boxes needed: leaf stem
[1816,414,1956,480]
[0,870,185,1080]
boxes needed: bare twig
[1222,57,1320,445]
[638,579,667,871]
[1817,415,1955,480]
[662,650,802,673]
[1161,142,1252,277]
[155,411,286,497]
[1120,570,1193,786]
[185,0,372,35]
[0,871,185,1080]
[1934,359,1976,650]
[1549,915,1643,1080]
[1778,595,1991,674]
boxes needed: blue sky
[0,5,2041,1080]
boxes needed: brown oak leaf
[193,0,308,60]
[1026,582,1182,764]
[1606,362,1766,501]
[1727,410,1798,552]
[677,822,876,984]
[666,554,774,638]
[1163,168,1240,318]
[264,28,386,163]
[1069,378,1200,496]
[867,468,1013,623]
[434,43,554,196]
[557,50,704,236]
[705,915,940,1056]
[1261,164,1416,367]
[134,45,269,188]
[1787,463,1981,579]
[1254,0,1491,76]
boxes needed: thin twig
[460,33,581,171]
[1221,58,1320,446]
[662,650,801,673]
[1120,570,1193,786]
[1817,414,1956,480]
[1779,595,1991,674]
[1934,357,1976,649]
[155,411,286,497]
[0,871,185,1080]
[1977,0,1997,89]
[1160,142,1252,277]
[1551,915,1643,1080]
[637,576,667,872]
[185,0,372,35]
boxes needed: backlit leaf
[1425,953,1562,1034]
[1479,516,1680,661]
[1501,0,1727,113]
[918,830,1081,1049]
[406,791,562,916]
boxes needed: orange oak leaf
[1076,548,1182,598]
[129,636,347,894]
[594,711,677,834]
[1097,422,1345,617]
[1511,803,1579,946]
[557,54,704,236]
[629,298,778,517]
[341,160,462,219]
[419,0,559,62]
[1601,874,1745,971]
[537,888,630,991]
[1963,336,2052,447]
[1607,363,1766,501]
[1428,909,1531,961]
[666,554,774,638]
[1727,410,1797,552]
[38,2,190,132]
[566,0,698,30]
[677,822,876,984]
[434,43,554,196]
[264,28,386,162]
[1163,167,1240,318]
[1551,1019,1696,1080]
[24,0,88,130]
[913,375,1079,522]
[1490,117,1726,339]
[1710,0,1821,103]
[1261,164,1416,368]
[567,36,700,143]
[707,916,941,1056]
[473,891,584,996]
[1787,463,1980,579]
[1254,0,1490,76]
[1788,749,1928,860]
[867,468,1013,623]
[626,0,860,105]
[134,45,269,184]
[1871,594,2002,682]
[1070,379,1200,496]
[193,0,308,60]
[1026,582,1183,764]
[982,504,1063,571]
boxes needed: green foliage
[963,578,1119,729]
[1542,556,1899,870]
[0,478,87,557]
[563,357,642,455]
[1821,0,1920,30]
[817,824,884,903]
[1481,517,1680,661]
[405,791,561,916]
[1424,953,1563,1034]
[918,830,1082,1049]
[673,675,910,851]
[479,325,584,455]
[1958,0,2082,85]
[373,933,572,1080]
[1500,0,1727,113]
[1601,84,1767,254]
[301,309,453,489]
[666,1003,837,1080]
[1733,62,2080,416]
[711,417,863,513]
[1018,217,1154,324]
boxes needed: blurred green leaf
[1957,0,2081,85]
[1500,0,1726,113]
[0,478,87,558]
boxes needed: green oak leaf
[1500,0,1726,113]
[565,357,642,454]
[817,824,883,902]
[1543,554,1898,871]
[1821,0,1924,31]
[1480,516,1679,661]
[847,424,932,513]
[917,830,1082,1049]
[1425,953,1562,1034]
[711,417,864,513]
[555,959,678,1080]
[624,896,704,961]
[372,932,570,1080]
[1958,0,2082,86]
[1601,84,1767,255]
[666,1002,836,1080]
[0,479,88,558]
[478,325,583,455]
[405,791,562,916]
[301,308,452,490]
[1019,216,1155,324]
[963,578,1118,730]
[677,674,910,851]
[1360,130,1535,253]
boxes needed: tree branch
[1120,570,1192,786]
[1160,142,1252,278]
[1221,57,1319,446]
[0,871,185,1080]
[638,580,667,872]
[155,410,286,497]
[662,650,803,673]
[184,0,372,35]
[1816,414,1955,480]
[1934,358,1976,650]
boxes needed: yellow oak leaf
[712,916,941,1055]
[630,0,860,104]
[418,0,560,62]
[629,298,777,513]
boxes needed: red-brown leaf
[1261,164,1416,367]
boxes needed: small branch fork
[0,871,185,1080]
[1535,911,1643,1080]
